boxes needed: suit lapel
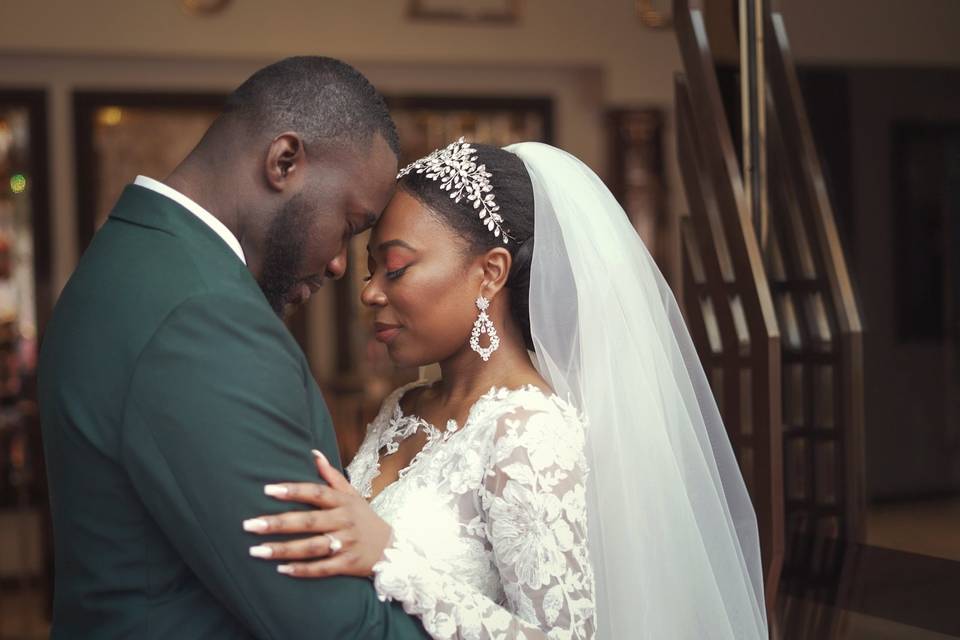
[109,184,243,266]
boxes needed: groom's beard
[257,194,308,316]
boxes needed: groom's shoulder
[71,212,259,311]
[45,216,273,370]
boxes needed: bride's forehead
[377,191,449,234]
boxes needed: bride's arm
[372,407,596,640]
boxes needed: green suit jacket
[39,185,425,639]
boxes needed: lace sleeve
[372,404,596,639]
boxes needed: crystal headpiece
[397,137,510,244]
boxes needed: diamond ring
[326,533,342,555]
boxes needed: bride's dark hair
[398,143,536,351]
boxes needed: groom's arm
[120,290,426,640]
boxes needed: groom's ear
[479,247,512,298]
[264,132,305,191]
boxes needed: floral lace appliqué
[346,384,596,640]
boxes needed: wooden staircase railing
[672,0,866,626]
[765,2,866,547]
[764,3,867,635]
[673,0,784,609]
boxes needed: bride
[244,139,769,639]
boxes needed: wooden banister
[673,0,785,610]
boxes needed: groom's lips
[373,322,402,343]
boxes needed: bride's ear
[479,247,512,299]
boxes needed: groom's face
[258,133,398,316]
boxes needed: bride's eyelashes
[386,266,408,280]
[362,266,409,282]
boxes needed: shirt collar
[133,175,246,265]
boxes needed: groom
[39,57,425,639]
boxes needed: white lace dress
[346,382,596,640]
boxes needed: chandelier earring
[469,296,500,362]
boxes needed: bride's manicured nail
[264,484,288,497]
[249,545,273,558]
[311,449,328,465]
[277,564,295,575]
[242,518,269,532]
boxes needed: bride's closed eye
[362,266,409,282]
[364,241,417,282]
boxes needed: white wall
[779,0,960,68]
[0,0,680,104]
[2,0,959,103]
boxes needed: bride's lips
[373,322,402,343]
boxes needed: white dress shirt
[133,175,246,265]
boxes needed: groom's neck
[165,153,244,242]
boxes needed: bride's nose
[360,279,387,307]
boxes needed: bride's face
[361,189,483,367]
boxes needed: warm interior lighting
[98,107,124,127]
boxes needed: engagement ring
[326,534,342,555]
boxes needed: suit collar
[109,184,246,266]
[131,176,246,264]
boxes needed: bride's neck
[435,337,541,407]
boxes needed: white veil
[505,142,768,639]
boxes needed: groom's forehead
[352,138,400,210]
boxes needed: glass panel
[0,98,45,637]
[740,367,753,436]
[91,105,220,230]
[784,187,817,280]
[765,213,788,282]
[786,436,808,501]
[815,441,837,505]
[0,102,39,502]
[682,221,707,285]
[813,365,835,430]
[390,103,546,165]
[785,363,805,428]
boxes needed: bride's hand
[243,450,392,578]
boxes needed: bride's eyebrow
[370,239,417,254]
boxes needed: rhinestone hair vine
[397,137,511,244]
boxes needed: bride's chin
[383,343,413,369]
[384,344,438,371]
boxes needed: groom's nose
[325,245,348,280]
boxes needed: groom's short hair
[223,56,400,155]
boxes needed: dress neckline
[364,382,557,503]
[395,381,555,432]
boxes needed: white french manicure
[242,518,269,532]
[264,484,288,497]
[249,545,273,558]
[311,449,328,466]
[277,564,295,575]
